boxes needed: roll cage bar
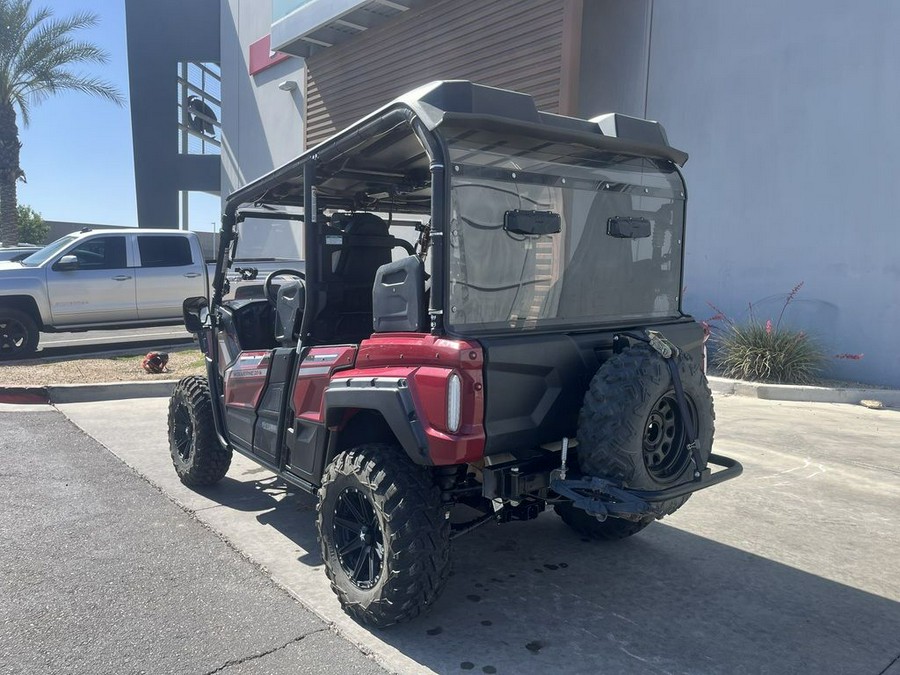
[212,80,689,337]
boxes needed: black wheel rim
[0,318,28,355]
[172,402,194,462]
[642,391,695,483]
[333,487,384,590]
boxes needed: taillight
[446,372,461,433]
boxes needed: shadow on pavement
[193,473,900,675]
[199,475,322,565]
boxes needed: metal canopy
[272,0,431,58]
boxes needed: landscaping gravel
[0,349,205,386]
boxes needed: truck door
[46,234,137,325]
[135,234,206,321]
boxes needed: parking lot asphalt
[41,395,900,675]
[0,410,383,675]
[36,327,193,359]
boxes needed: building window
[177,62,221,155]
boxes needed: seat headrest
[343,212,389,237]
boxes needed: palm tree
[0,1,123,246]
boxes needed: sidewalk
[2,374,897,408]
[708,375,900,407]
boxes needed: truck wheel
[554,502,652,540]
[0,308,39,359]
[577,344,715,517]
[168,376,231,486]
[317,444,450,627]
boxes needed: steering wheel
[263,269,306,306]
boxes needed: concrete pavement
[0,409,383,675]
[47,395,900,674]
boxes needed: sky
[17,0,136,226]
[16,0,217,230]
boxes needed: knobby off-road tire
[168,376,232,486]
[317,444,451,628]
[575,343,715,519]
[0,308,39,360]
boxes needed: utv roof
[225,80,688,216]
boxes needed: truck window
[67,236,127,270]
[138,236,193,268]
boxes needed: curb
[0,380,178,405]
[3,376,898,408]
[708,376,900,407]
[0,387,50,405]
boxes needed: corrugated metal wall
[304,0,567,147]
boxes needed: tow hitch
[550,453,743,521]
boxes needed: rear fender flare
[324,377,430,464]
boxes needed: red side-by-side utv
[168,81,741,627]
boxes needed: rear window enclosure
[445,129,686,332]
[227,117,686,337]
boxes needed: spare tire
[576,343,715,517]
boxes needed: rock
[860,399,884,410]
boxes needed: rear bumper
[482,453,743,521]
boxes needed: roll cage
[212,80,688,343]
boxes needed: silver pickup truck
[0,224,306,360]
[0,228,209,359]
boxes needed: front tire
[577,343,715,517]
[0,308,39,360]
[317,444,450,628]
[168,376,231,486]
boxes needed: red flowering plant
[706,282,863,385]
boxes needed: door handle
[183,272,202,278]
[112,275,132,281]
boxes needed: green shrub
[17,205,48,244]
[712,321,825,384]
[708,282,826,384]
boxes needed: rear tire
[317,444,450,628]
[168,376,231,486]
[0,308,39,360]
[577,343,715,517]
[555,502,652,540]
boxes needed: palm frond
[0,3,124,121]
[10,88,30,125]
[25,72,122,106]
[14,12,103,80]
[11,41,112,98]
[0,1,35,61]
